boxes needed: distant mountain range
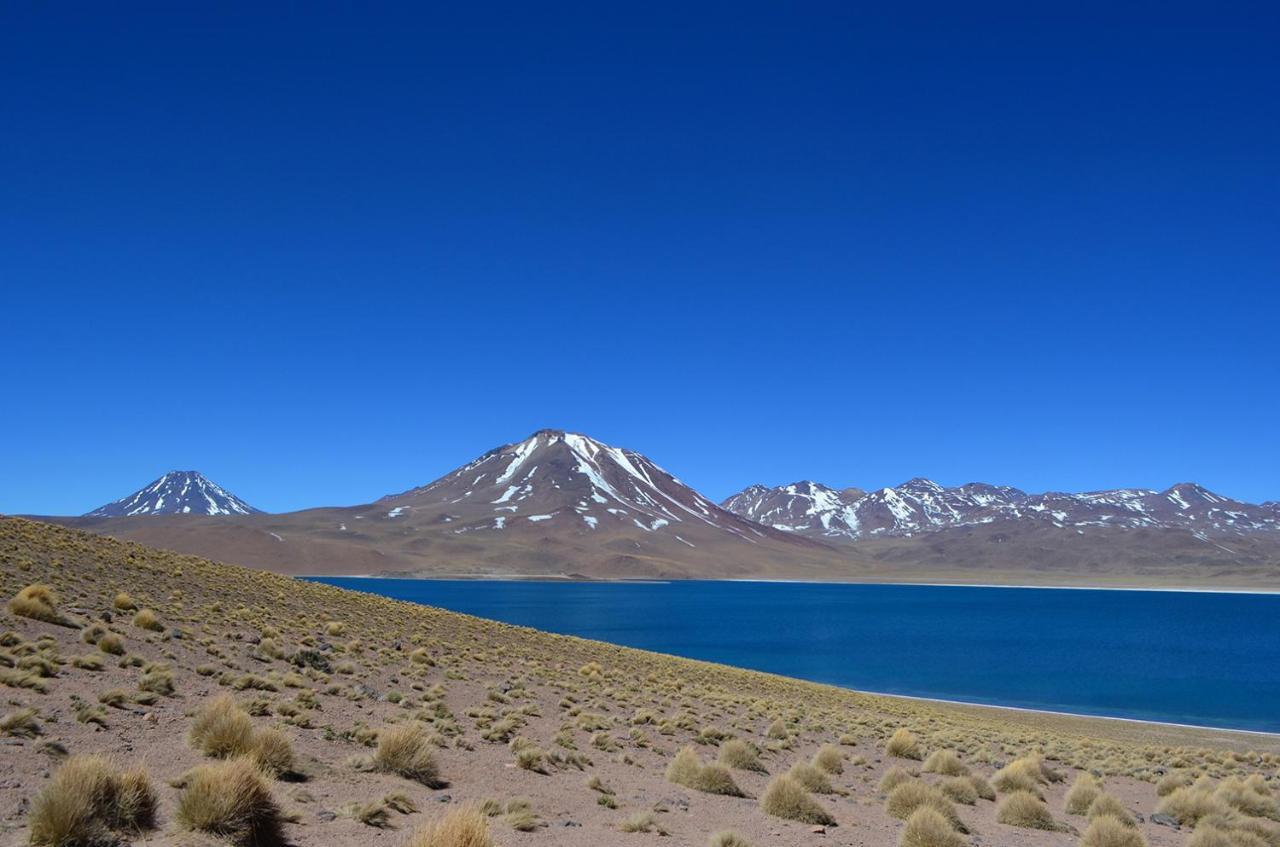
[30,429,1280,588]
[721,479,1279,541]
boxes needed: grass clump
[1156,770,1194,796]
[618,812,668,834]
[996,789,1060,830]
[1087,794,1135,828]
[886,780,968,832]
[113,592,137,611]
[886,728,923,759]
[880,765,916,793]
[1155,786,1228,826]
[1066,773,1103,814]
[10,584,69,626]
[132,609,163,632]
[759,774,836,826]
[1,707,41,738]
[787,760,835,794]
[709,831,752,847]
[190,693,255,757]
[940,776,979,805]
[665,746,744,796]
[96,633,125,655]
[900,806,967,847]
[812,743,844,774]
[374,723,444,787]
[992,755,1047,795]
[922,749,968,777]
[188,693,295,776]
[1080,814,1148,847]
[29,755,156,846]
[175,757,283,844]
[718,738,766,772]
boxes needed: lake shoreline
[299,572,1280,595]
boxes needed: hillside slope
[0,517,1277,847]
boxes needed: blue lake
[306,578,1280,733]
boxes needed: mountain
[36,434,1280,587]
[85,471,260,517]
[720,479,1280,541]
[373,429,794,547]
[57,431,846,580]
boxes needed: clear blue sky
[2,2,1277,515]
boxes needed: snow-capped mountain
[721,479,1279,541]
[371,429,789,548]
[85,471,259,517]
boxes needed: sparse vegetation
[175,756,283,843]
[718,737,767,772]
[132,608,163,632]
[1080,814,1148,847]
[3,517,1278,847]
[886,728,923,760]
[665,745,744,795]
[901,806,968,847]
[759,774,837,825]
[10,584,68,625]
[996,789,1060,830]
[374,723,444,787]
[28,755,156,846]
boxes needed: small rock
[316,810,337,822]
[1151,813,1180,829]
[810,825,827,834]
[435,794,452,804]
[561,820,582,827]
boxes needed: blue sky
[2,2,1277,515]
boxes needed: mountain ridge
[720,478,1279,542]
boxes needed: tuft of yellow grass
[10,584,67,625]
[812,743,844,775]
[1,707,41,738]
[132,608,163,632]
[718,738,767,772]
[886,781,968,832]
[996,789,1059,830]
[28,755,156,846]
[175,756,282,843]
[759,774,836,826]
[1155,786,1227,826]
[880,765,916,793]
[190,693,255,758]
[900,806,967,847]
[922,749,969,777]
[1087,794,1136,828]
[113,592,137,611]
[709,831,752,847]
[787,761,835,794]
[665,746,744,796]
[374,723,444,787]
[1080,814,1148,847]
[886,728,923,760]
[1065,773,1102,814]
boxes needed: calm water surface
[307,578,1280,733]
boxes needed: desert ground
[1,516,1277,847]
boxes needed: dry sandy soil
[1,517,1277,847]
